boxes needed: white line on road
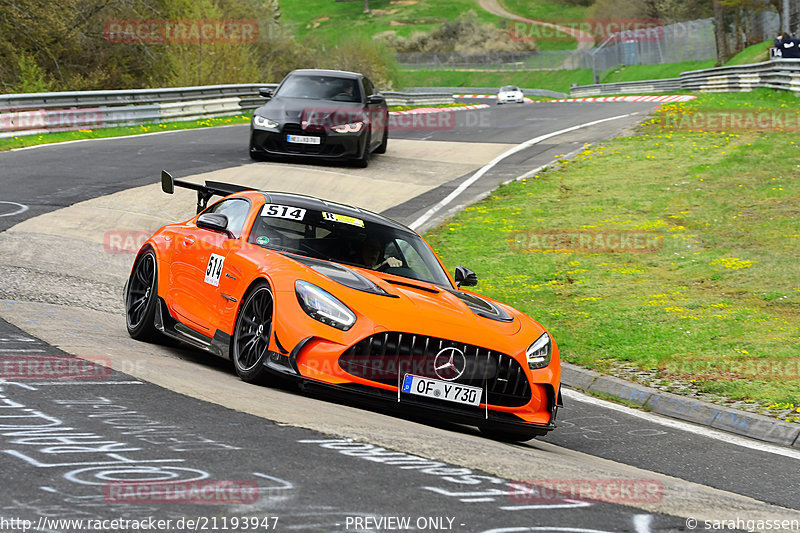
[408,113,638,230]
[7,124,247,152]
[18,380,144,385]
[562,388,800,460]
[0,201,29,217]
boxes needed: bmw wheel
[232,282,275,384]
[125,249,161,341]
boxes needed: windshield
[500,85,519,92]
[276,74,362,102]
[248,204,452,287]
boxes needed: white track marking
[562,388,800,459]
[17,380,144,385]
[633,514,653,533]
[408,113,638,230]
[0,201,29,217]
[7,124,246,151]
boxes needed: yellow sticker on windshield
[322,212,364,228]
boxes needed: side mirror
[197,213,233,238]
[161,170,174,194]
[258,88,273,98]
[367,94,386,105]
[454,266,478,288]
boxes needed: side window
[206,199,251,238]
[362,77,374,97]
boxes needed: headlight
[331,121,364,133]
[295,280,356,331]
[526,332,551,369]
[253,115,280,131]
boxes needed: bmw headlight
[331,121,364,133]
[526,332,551,369]
[295,280,356,331]
[253,115,280,131]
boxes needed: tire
[479,425,539,443]
[125,249,161,342]
[231,281,276,384]
[354,132,371,168]
[374,126,388,154]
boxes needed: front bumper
[263,333,559,436]
[250,126,366,160]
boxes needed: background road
[1,100,797,531]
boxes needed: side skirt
[154,298,231,359]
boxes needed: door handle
[183,237,195,246]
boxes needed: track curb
[561,362,800,448]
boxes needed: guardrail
[403,87,568,99]
[0,85,461,138]
[0,84,277,138]
[570,59,800,97]
[570,78,682,97]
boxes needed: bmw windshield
[248,204,452,287]
[276,74,362,103]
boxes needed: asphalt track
[0,99,798,532]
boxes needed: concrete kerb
[561,362,800,448]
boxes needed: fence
[570,59,800,96]
[397,19,721,73]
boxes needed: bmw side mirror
[197,213,233,238]
[367,94,386,105]
[454,266,478,288]
[258,88,273,98]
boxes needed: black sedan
[249,69,389,168]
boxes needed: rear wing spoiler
[161,170,255,213]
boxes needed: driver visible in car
[360,234,401,270]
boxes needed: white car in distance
[497,85,525,104]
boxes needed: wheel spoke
[234,287,273,373]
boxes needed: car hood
[255,97,364,125]
[285,255,536,345]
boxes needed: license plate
[286,134,321,145]
[401,374,482,406]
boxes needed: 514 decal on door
[205,254,225,286]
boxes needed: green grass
[425,90,800,411]
[280,0,507,45]
[0,115,252,152]
[398,69,593,93]
[499,0,591,22]
[725,40,772,66]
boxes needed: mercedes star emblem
[434,347,467,381]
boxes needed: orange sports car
[125,171,561,441]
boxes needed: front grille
[276,123,338,155]
[339,332,531,407]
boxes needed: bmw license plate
[286,134,321,145]
[401,374,481,406]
